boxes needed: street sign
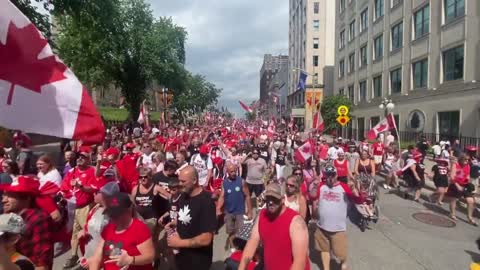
[336,115,350,126]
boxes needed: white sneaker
[383,184,389,190]
[387,185,392,190]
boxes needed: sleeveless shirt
[258,208,310,270]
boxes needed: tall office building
[334,0,480,139]
[288,0,336,128]
[260,54,289,104]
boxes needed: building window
[371,116,381,127]
[313,38,319,49]
[358,117,365,139]
[360,8,368,33]
[359,80,367,101]
[413,58,428,88]
[373,75,382,98]
[348,85,354,102]
[313,55,319,67]
[414,5,430,39]
[314,2,320,14]
[339,88,345,96]
[313,73,319,84]
[340,0,345,13]
[339,29,345,49]
[390,68,402,94]
[313,20,320,31]
[360,45,367,67]
[349,20,356,41]
[445,0,465,23]
[348,53,355,73]
[391,21,403,50]
[392,0,402,7]
[374,0,384,20]
[374,34,383,60]
[339,59,345,78]
[443,45,464,81]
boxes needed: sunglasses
[78,155,88,159]
[139,176,150,179]
[286,183,297,188]
[294,172,302,176]
[265,196,281,206]
[252,152,259,155]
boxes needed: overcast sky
[32,0,288,116]
[148,0,288,116]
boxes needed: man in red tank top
[239,183,310,270]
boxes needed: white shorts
[373,155,382,164]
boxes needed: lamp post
[379,98,395,144]
[378,98,395,117]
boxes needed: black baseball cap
[104,192,132,218]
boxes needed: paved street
[53,183,479,270]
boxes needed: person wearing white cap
[0,213,35,270]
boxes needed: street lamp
[379,98,395,116]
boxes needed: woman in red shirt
[333,152,354,185]
[86,192,154,270]
[447,154,477,226]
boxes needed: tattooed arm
[238,218,260,270]
[289,215,309,270]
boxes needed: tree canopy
[12,0,221,120]
[321,95,353,133]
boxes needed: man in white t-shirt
[189,145,213,187]
[327,143,344,161]
[137,142,155,168]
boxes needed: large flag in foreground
[294,140,314,163]
[367,113,397,140]
[0,0,104,143]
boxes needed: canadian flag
[238,100,252,113]
[137,103,146,125]
[267,118,276,138]
[0,1,104,143]
[367,113,397,140]
[294,140,314,163]
[312,108,324,132]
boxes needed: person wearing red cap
[61,148,97,269]
[95,147,120,178]
[1,175,54,270]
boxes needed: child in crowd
[224,219,260,270]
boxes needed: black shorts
[433,178,449,188]
[247,183,265,197]
[338,176,348,184]
[405,175,425,189]
[447,183,475,199]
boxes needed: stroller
[353,172,380,231]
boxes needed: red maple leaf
[376,123,388,132]
[0,22,67,105]
[302,146,311,154]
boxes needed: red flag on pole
[367,113,397,140]
[312,109,324,132]
[238,100,252,113]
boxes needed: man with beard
[216,164,253,251]
[313,165,359,270]
[239,183,310,270]
[166,166,216,270]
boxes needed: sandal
[449,215,458,221]
[469,219,478,227]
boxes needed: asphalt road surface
[53,183,479,270]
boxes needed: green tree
[173,73,221,121]
[321,95,353,133]
[245,112,256,122]
[54,0,189,120]
[11,0,51,39]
